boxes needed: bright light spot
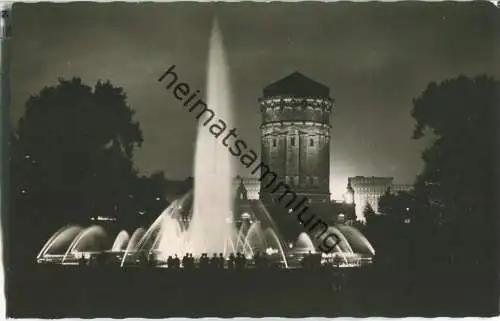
[288,208,293,213]
[24,154,30,159]
[97,216,116,221]
[288,243,293,249]
[138,211,145,215]
[155,197,161,201]
[266,247,278,255]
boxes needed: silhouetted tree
[362,202,376,223]
[411,75,498,267]
[378,190,414,221]
[9,78,168,263]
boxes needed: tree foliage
[366,75,497,271]
[9,78,169,260]
[411,75,498,265]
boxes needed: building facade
[233,177,260,200]
[346,176,413,220]
[348,176,394,218]
[258,72,333,203]
[390,184,413,194]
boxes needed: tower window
[272,139,277,147]
[291,137,296,146]
[310,138,314,147]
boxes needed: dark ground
[5,264,498,318]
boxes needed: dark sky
[11,2,499,198]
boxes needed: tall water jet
[189,18,235,255]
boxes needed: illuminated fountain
[294,232,317,254]
[35,18,375,269]
[121,18,237,263]
[112,230,130,252]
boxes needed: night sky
[11,2,499,198]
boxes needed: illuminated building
[233,177,260,200]
[347,176,413,220]
[258,72,333,203]
[390,184,413,194]
[348,176,393,219]
[236,72,356,227]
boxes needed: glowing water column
[259,72,334,203]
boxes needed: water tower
[259,72,333,203]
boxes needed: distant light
[406,207,410,211]
[241,213,251,220]
[288,243,293,249]
[155,197,161,201]
[24,154,30,159]
[97,216,116,221]
[265,247,278,255]
[288,208,293,213]
[138,211,145,215]
[20,189,27,195]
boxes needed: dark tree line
[7,78,189,266]
[364,75,498,274]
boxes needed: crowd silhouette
[69,250,339,271]
[158,252,255,270]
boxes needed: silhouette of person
[210,253,218,269]
[218,253,225,269]
[167,255,173,269]
[182,253,189,269]
[241,254,247,269]
[200,253,208,269]
[189,253,195,268]
[173,254,180,269]
[234,252,240,269]
[79,253,86,266]
[236,252,246,269]
[228,253,235,269]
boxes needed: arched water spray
[37,225,83,259]
[295,232,316,254]
[264,228,289,268]
[120,227,146,267]
[336,224,375,255]
[315,225,355,253]
[112,230,130,251]
[62,226,107,263]
[244,221,265,249]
